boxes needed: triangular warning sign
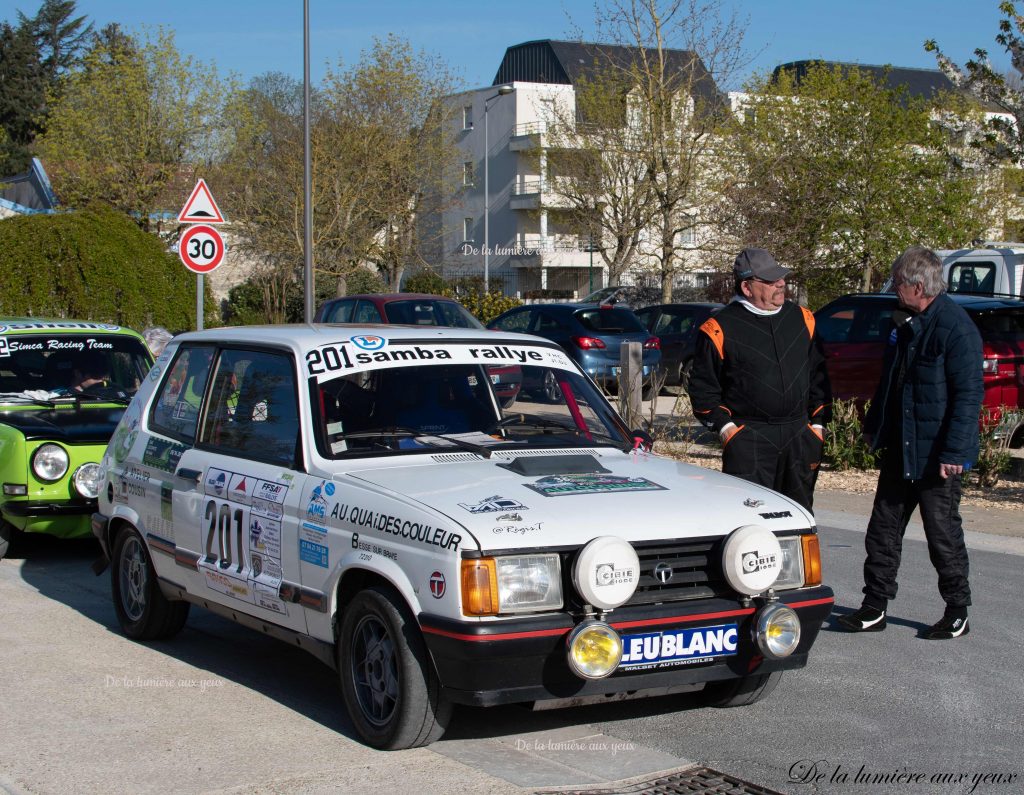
[233,477,247,494]
[178,178,225,224]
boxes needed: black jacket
[864,293,983,479]
[689,300,832,432]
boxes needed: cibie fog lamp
[755,603,801,659]
[566,621,622,679]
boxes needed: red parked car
[314,293,521,407]
[815,293,1024,445]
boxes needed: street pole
[483,85,513,295]
[302,0,314,323]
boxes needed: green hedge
[0,207,206,331]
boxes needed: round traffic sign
[178,224,226,273]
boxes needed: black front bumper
[1,498,96,518]
[420,586,833,707]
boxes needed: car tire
[111,525,190,640]
[0,520,17,561]
[698,670,782,708]
[540,370,562,403]
[338,586,452,750]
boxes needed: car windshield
[574,307,646,334]
[384,300,484,329]
[0,333,151,400]
[314,361,630,458]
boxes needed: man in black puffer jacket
[838,246,983,640]
[689,248,832,513]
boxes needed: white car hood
[345,449,813,551]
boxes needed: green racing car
[0,319,153,559]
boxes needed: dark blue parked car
[487,303,661,398]
[634,302,723,393]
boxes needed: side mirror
[631,429,653,452]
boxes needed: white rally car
[92,324,833,750]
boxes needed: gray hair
[142,326,174,356]
[891,246,946,298]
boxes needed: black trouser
[720,418,823,512]
[861,447,971,611]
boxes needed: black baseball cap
[733,248,790,282]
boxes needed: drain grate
[533,765,785,795]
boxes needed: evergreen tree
[0,20,45,173]
[19,0,92,90]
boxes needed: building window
[676,215,697,248]
[463,217,474,242]
[463,105,474,130]
[463,161,475,186]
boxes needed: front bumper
[420,586,833,707]
[1,498,97,538]
[2,498,97,518]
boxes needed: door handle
[176,467,203,483]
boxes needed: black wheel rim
[350,614,399,727]
[543,371,560,402]
[119,535,148,622]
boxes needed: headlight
[567,621,622,679]
[775,534,821,590]
[755,603,801,659]
[72,463,103,499]
[461,554,562,615]
[32,444,69,482]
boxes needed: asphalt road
[1,512,1021,795]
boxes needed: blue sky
[1,0,1013,91]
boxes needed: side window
[852,306,895,343]
[634,309,655,331]
[201,349,300,466]
[492,309,531,333]
[150,346,216,442]
[948,263,996,296]
[352,301,383,323]
[535,312,565,333]
[324,300,354,323]
[815,306,855,344]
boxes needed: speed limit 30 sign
[179,224,226,273]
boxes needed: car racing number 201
[198,468,290,615]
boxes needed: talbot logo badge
[653,562,674,584]
[744,498,765,508]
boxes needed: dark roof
[494,39,723,109]
[771,61,958,103]
[0,157,58,212]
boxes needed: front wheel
[111,525,189,640]
[338,586,451,749]
[0,520,18,560]
[698,670,782,707]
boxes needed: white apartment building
[435,40,723,299]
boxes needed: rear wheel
[540,370,562,403]
[699,670,782,707]
[339,586,451,749]
[111,525,189,640]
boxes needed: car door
[171,346,308,633]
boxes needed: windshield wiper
[0,393,58,408]
[73,389,132,406]
[337,427,494,457]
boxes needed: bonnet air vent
[497,453,610,476]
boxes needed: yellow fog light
[756,604,801,659]
[566,621,622,679]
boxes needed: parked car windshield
[384,299,484,329]
[0,334,152,397]
[970,306,1024,341]
[574,307,646,334]
[314,361,629,458]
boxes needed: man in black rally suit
[688,248,832,512]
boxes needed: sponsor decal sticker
[595,562,636,588]
[492,521,543,536]
[334,504,461,551]
[525,474,666,497]
[458,495,528,514]
[429,571,446,599]
[299,539,328,567]
[351,335,386,351]
[759,510,792,520]
[619,624,739,670]
[742,549,778,574]
[142,437,187,472]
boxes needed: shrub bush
[966,406,1013,489]
[0,206,204,330]
[824,398,878,471]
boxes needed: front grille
[626,537,730,605]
